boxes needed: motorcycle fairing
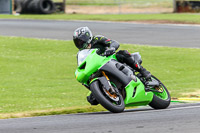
[99,60,133,86]
[99,60,153,106]
[124,81,153,106]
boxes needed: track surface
[0,19,200,48]
[0,19,200,132]
[0,103,200,133]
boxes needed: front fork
[101,71,116,94]
[88,71,120,98]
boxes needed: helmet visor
[74,38,88,49]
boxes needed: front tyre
[90,81,125,113]
[149,75,171,109]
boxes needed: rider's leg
[87,93,99,105]
[116,50,151,80]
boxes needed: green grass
[0,36,200,118]
[1,13,200,24]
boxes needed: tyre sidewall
[149,75,171,109]
[90,81,125,113]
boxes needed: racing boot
[126,56,151,80]
[87,93,99,105]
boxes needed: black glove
[104,48,115,56]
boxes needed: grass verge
[0,106,106,119]
[0,13,200,24]
[0,36,199,118]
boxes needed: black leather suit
[90,35,144,73]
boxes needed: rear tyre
[22,0,55,14]
[149,75,171,109]
[90,81,125,113]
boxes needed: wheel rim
[152,84,168,100]
[104,89,119,102]
[102,82,122,105]
[151,77,169,100]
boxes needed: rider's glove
[104,48,115,56]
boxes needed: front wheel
[90,81,125,113]
[149,75,171,109]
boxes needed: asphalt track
[0,19,200,132]
[0,103,200,133]
[0,19,200,48]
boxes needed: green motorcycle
[75,49,171,113]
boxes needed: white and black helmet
[73,27,93,50]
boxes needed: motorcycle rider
[73,27,151,105]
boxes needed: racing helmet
[73,27,93,50]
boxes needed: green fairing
[75,49,117,85]
[75,49,154,107]
[124,80,153,106]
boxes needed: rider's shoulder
[93,35,107,40]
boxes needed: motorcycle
[75,49,171,113]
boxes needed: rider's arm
[107,39,120,51]
[93,35,120,51]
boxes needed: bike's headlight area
[77,49,93,66]
[78,54,88,66]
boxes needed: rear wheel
[149,75,171,109]
[90,80,125,113]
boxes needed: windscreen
[77,49,94,66]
